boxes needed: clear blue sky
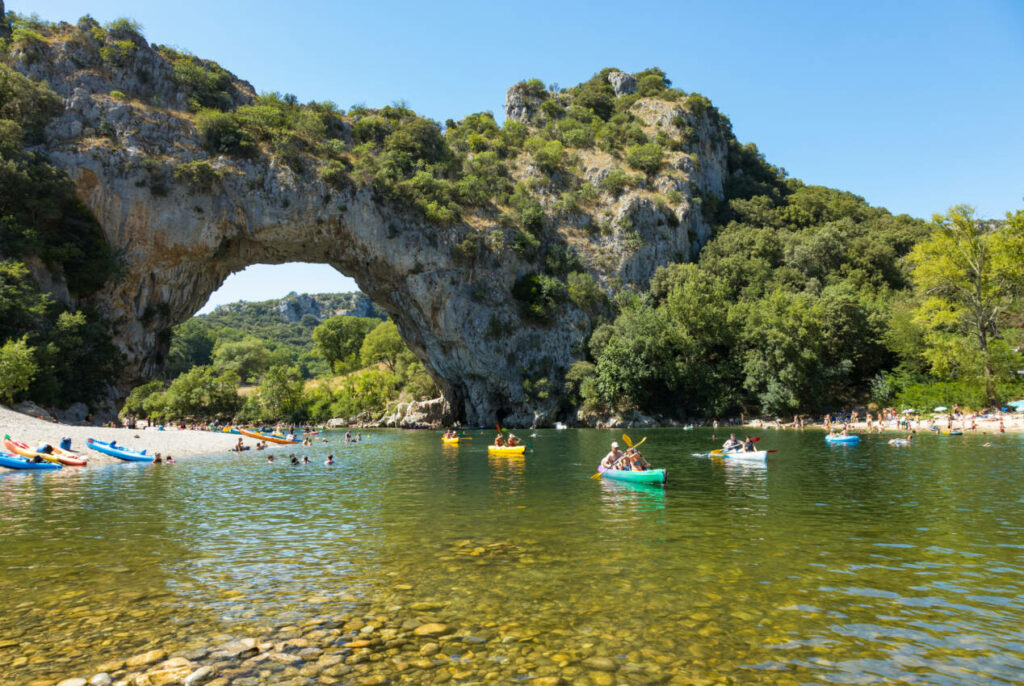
[15,0,1024,311]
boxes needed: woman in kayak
[625,447,650,471]
[494,432,506,447]
[742,436,755,452]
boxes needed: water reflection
[1,428,1023,684]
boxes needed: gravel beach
[0,405,240,466]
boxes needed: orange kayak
[3,436,87,466]
[236,428,300,445]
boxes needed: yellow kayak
[488,444,525,455]
[442,437,460,445]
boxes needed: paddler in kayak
[600,442,624,470]
[742,436,755,452]
[506,432,521,447]
[722,434,742,452]
[494,432,507,447]
[624,447,650,471]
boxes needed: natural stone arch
[12,24,729,426]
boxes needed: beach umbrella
[933,406,948,412]
[902,408,916,414]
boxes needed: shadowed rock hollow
[7,19,731,425]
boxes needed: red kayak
[3,436,88,466]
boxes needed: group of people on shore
[600,441,650,471]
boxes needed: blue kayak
[825,434,860,444]
[0,452,62,471]
[86,438,153,462]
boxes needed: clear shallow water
[1,428,1023,684]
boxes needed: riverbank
[738,415,1022,435]
[0,405,240,466]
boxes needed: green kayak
[598,466,667,484]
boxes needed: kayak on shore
[0,451,62,470]
[598,465,667,484]
[3,435,87,466]
[86,438,153,463]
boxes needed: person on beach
[601,442,624,470]
[325,454,335,465]
[722,434,742,451]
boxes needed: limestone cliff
[5,20,730,426]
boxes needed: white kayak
[717,449,768,462]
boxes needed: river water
[1,428,1022,684]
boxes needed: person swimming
[325,454,335,465]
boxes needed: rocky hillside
[1,9,737,425]
[209,292,385,324]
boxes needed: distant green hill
[165,292,386,377]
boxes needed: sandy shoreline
[737,415,1022,435]
[0,405,241,466]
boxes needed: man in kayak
[507,432,521,447]
[600,442,624,470]
[722,434,743,452]
[494,432,506,447]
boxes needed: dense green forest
[1,11,1023,424]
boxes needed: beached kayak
[237,428,299,444]
[4,436,88,466]
[718,449,767,461]
[488,444,526,455]
[0,452,62,471]
[825,434,860,444]
[86,438,153,462]
[598,465,667,484]
[442,437,460,445]
[3,435,62,464]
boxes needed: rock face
[607,70,636,95]
[13,29,728,426]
